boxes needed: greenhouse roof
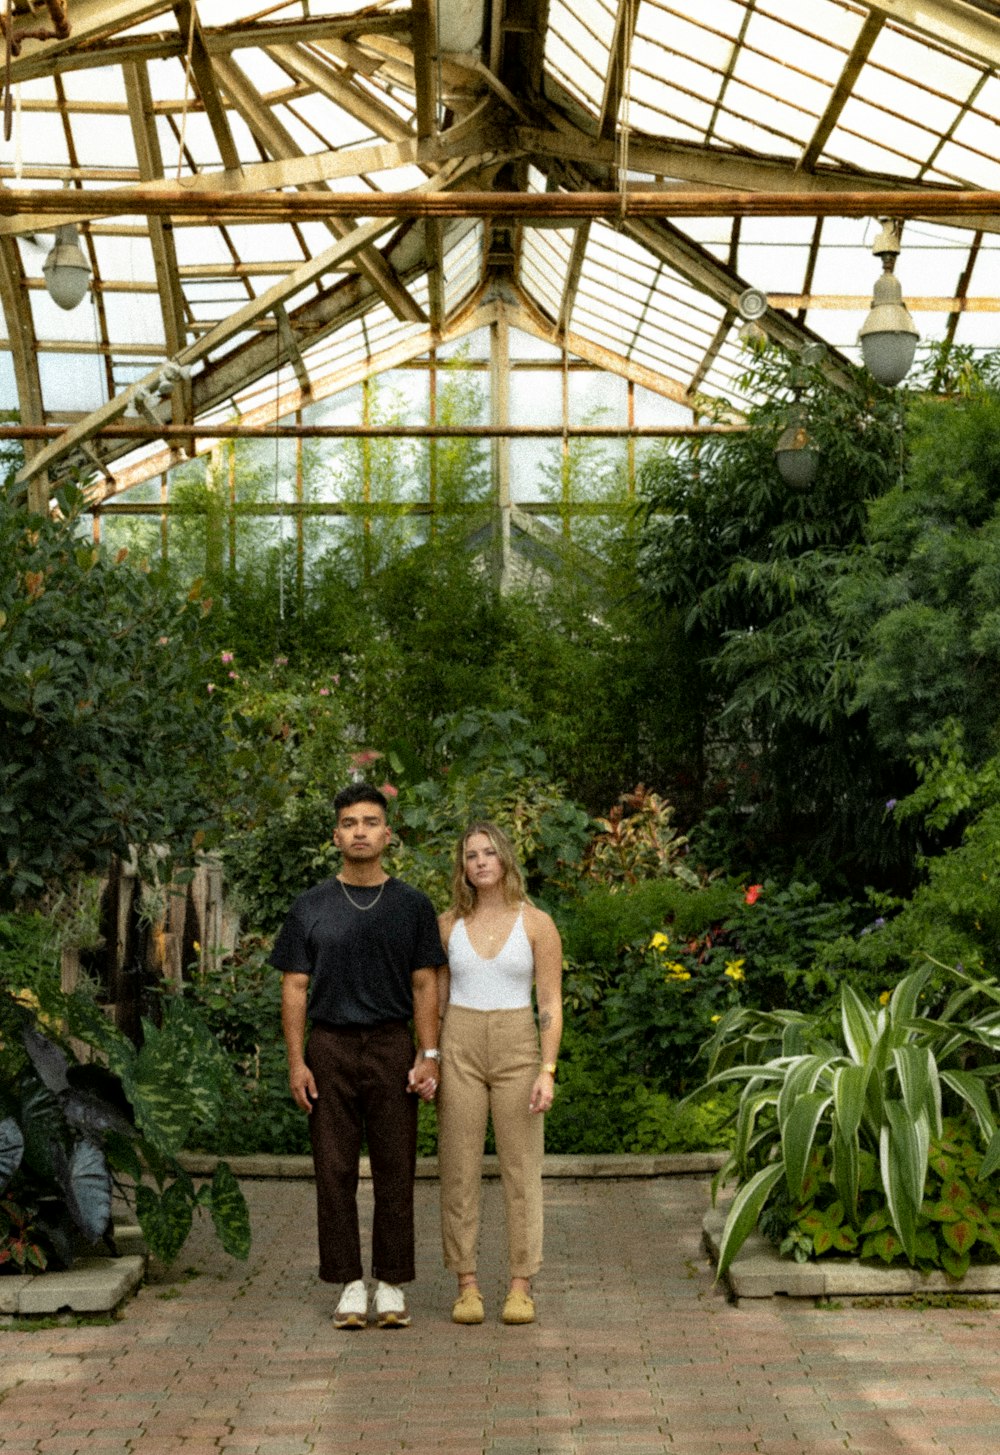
[4,0,1000,503]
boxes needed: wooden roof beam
[171,1,242,173]
[89,302,504,501]
[212,52,426,324]
[599,0,639,142]
[557,222,589,336]
[266,41,415,144]
[798,13,884,173]
[0,237,46,503]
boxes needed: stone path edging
[703,1205,1000,1299]
[176,1149,728,1178]
[0,1227,146,1319]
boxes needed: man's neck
[339,862,388,887]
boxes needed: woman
[436,821,563,1325]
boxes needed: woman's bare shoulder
[522,901,558,935]
[438,908,457,945]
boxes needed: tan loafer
[452,1286,485,1324]
[501,1289,535,1324]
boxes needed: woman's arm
[437,911,454,1021]
[527,908,563,1114]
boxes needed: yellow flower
[879,990,891,1005]
[649,932,671,952]
[193,941,202,954]
[665,961,691,980]
[710,1014,722,1023]
[724,959,745,981]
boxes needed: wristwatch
[542,1062,557,1076]
[422,1048,441,1061]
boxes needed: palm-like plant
[699,961,1000,1276]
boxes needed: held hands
[407,1052,439,1102]
[529,1069,555,1114]
[290,1063,319,1113]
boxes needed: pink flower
[207,683,216,694]
[274,654,288,667]
[157,635,170,646]
[350,749,382,769]
[319,688,330,696]
[332,674,341,685]
[380,782,399,799]
[228,670,238,680]
[744,884,762,905]
[220,651,234,664]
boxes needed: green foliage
[181,940,310,1156]
[0,943,251,1268]
[840,385,1000,765]
[762,1119,1000,1278]
[636,346,903,884]
[391,708,593,905]
[699,962,1000,1277]
[0,480,227,907]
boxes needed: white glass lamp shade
[858,271,919,387]
[775,406,818,487]
[42,224,92,310]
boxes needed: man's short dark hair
[334,782,389,818]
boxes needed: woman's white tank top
[447,908,534,1010]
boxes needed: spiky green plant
[695,960,1000,1276]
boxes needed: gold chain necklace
[339,877,387,911]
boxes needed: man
[272,783,444,1329]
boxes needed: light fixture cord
[275,325,286,622]
[176,2,198,181]
[617,0,634,223]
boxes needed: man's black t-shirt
[269,876,445,1026]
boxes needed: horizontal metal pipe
[0,422,745,440]
[2,187,993,222]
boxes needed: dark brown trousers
[305,1020,417,1285]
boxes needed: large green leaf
[732,1087,779,1173]
[715,1162,786,1279]
[887,965,931,1031]
[893,1046,942,1140]
[841,983,876,1065]
[19,1074,63,1180]
[0,1115,23,1191]
[209,1163,251,1261]
[880,1100,930,1265]
[782,1091,832,1203]
[831,1125,860,1221]
[978,1125,1000,1180]
[776,1055,831,1132]
[832,1062,868,1144]
[53,1138,112,1244]
[135,1181,194,1265]
[939,1069,996,1145]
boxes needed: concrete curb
[702,1206,1000,1299]
[177,1149,729,1179]
[0,1227,147,1319]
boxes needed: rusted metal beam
[6,186,998,221]
[0,422,743,441]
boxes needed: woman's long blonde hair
[449,821,525,916]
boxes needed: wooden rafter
[123,62,188,363]
[211,52,426,325]
[171,1,241,173]
[267,41,414,144]
[87,302,504,501]
[798,12,885,173]
[0,239,44,477]
[15,156,480,489]
[598,0,638,142]
[557,223,590,336]
[865,0,1000,70]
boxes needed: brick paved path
[2,1175,999,1455]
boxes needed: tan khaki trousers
[438,1005,544,1279]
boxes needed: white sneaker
[373,1281,411,1328]
[334,1279,368,1329]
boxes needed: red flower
[744,884,762,905]
[379,781,399,799]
